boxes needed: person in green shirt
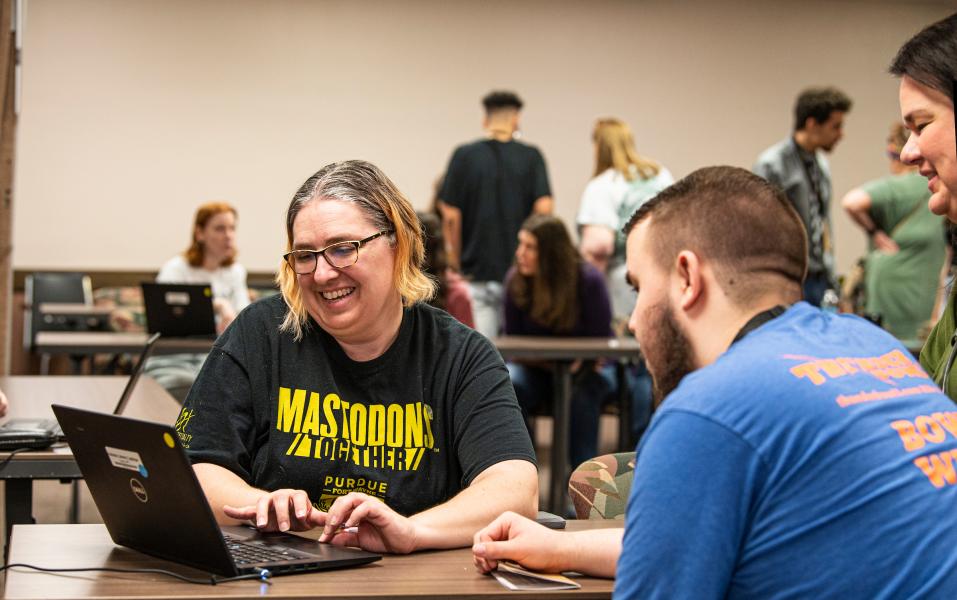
[891,12,957,398]
[842,122,947,349]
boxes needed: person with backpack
[577,118,674,323]
[576,117,672,443]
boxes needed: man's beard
[644,301,696,408]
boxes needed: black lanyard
[793,138,823,206]
[731,305,789,346]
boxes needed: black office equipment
[141,282,216,337]
[52,405,380,577]
[22,272,96,351]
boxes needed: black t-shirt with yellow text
[177,295,536,515]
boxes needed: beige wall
[12,0,955,276]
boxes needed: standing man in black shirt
[438,91,553,338]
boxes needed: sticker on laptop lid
[105,446,149,478]
[164,292,190,306]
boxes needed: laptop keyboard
[223,534,314,565]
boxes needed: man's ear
[673,250,703,311]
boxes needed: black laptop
[0,332,161,450]
[141,282,217,337]
[51,405,381,577]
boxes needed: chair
[23,272,94,373]
[567,451,636,519]
[23,272,94,349]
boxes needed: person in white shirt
[577,118,674,322]
[149,202,251,401]
[576,117,673,443]
[157,202,250,331]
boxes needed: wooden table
[34,331,215,374]
[493,336,641,514]
[0,376,181,549]
[3,520,621,599]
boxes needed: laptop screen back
[141,283,216,337]
[52,405,239,575]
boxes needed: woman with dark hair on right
[504,214,615,470]
[891,11,957,398]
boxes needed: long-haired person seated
[147,201,251,401]
[176,161,538,554]
[504,214,616,470]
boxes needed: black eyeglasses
[283,230,393,274]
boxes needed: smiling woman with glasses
[176,160,538,556]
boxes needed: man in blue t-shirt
[472,166,957,598]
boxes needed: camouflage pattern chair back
[567,451,636,519]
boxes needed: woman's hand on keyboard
[223,488,320,532]
[315,492,416,554]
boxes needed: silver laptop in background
[0,332,161,448]
[51,404,381,578]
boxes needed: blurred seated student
[504,214,615,469]
[177,160,537,554]
[473,167,957,597]
[577,117,674,322]
[577,118,671,442]
[0,389,7,417]
[418,211,474,327]
[147,202,250,401]
[157,201,250,331]
[841,122,947,347]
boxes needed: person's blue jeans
[626,359,653,446]
[507,362,616,468]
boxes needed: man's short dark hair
[482,91,523,114]
[624,166,808,306]
[793,87,853,131]
[889,12,957,104]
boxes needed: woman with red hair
[149,201,250,401]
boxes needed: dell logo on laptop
[130,478,148,503]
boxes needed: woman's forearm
[193,462,266,524]
[409,459,538,550]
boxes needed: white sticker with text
[105,446,148,477]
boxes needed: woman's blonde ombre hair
[593,118,661,181]
[277,160,436,340]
